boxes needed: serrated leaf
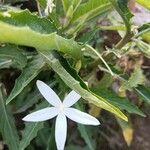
[0,10,82,59]
[0,45,27,69]
[92,87,145,116]
[19,102,47,150]
[6,55,45,104]
[0,85,19,150]
[40,51,128,121]
[0,10,56,34]
[121,66,145,91]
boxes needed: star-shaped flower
[45,0,55,15]
[23,80,100,150]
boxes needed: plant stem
[108,0,133,49]
[86,44,114,76]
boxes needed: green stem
[109,0,133,49]
[116,31,133,49]
[86,44,114,76]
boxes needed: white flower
[23,80,100,150]
[45,0,55,15]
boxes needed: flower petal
[36,80,62,107]
[22,107,58,122]
[63,90,81,107]
[65,108,100,125]
[55,113,67,150]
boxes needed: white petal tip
[36,80,42,85]
[22,116,29,121]
[87,118,100,126]
[22,116,33,122]
[22,116,38,122]
[94,120,101,126]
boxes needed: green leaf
[108,0,133,48]
[19,122,44,150]
[46,122,56,150]
[19,102,47,150]
[109,0,133,25]
[61,0,82,13]
[61,0,72,13]
[135,85,150,104]
[137,23,150,43]
[136,23,150,36]
[78,125,95,150]
[138,23,150,34]
[117,117,133,146]
[0,10,82,59]
[121,66,145,91]
[0,10,56,34]
[0,45,27,69]
[117,0,133,22]
[66,145,88,150]
[40,51,128,121]
[92,87,145,116]
[15,81,56,113]
[135,39,150,58]
[76,104,95,150]
[6,55,45,104]
[38,0,47,8]
[0,59,13,69]
[136,0,150,10]
[0,85,19,150]
[71,0,111,23]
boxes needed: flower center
[59,104,65,112]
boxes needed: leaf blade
[0,85,19,150]
[40,51,128,121]
[0,10,82,59]
[6,55,45,104]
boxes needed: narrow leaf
[0,85,19,150]
[76,103,95,150]
[93,87,145,116]
[135,85,150,104]
[135,39,150,58]
[40,51,128,121]
[6,55,45,104]
[71,0,111,23]
[19,102,47,150]
[78,125,95,150]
